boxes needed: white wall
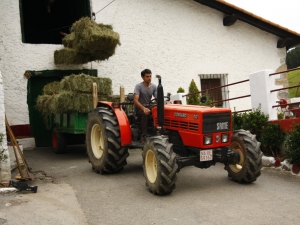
[0,71,11,182]
[0,0,286,127]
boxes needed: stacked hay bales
[55,17,121,64]
[36,74,113,115]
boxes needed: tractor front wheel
[225,129,263,183]
[142,136,178,195]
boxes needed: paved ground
[1,145,300,225]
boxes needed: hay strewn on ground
[55,17,120,64]
[36,74,113,114]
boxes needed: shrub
[177,87,185,93]
[284,124,300,165]
[187,79,200,105]
[232,105,269,141]
[260,123,285,157]
[232,108,245,131]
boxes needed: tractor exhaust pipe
[156,75,164,128]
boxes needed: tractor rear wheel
[142,136,178,195]
[86,107,129,174]
[225,129,263,183]
[52,127,67,154]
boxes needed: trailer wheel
[86,107,129,174]
[142,136,178,195]
[52,127,67,154]
[225,129,263,183]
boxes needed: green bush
[0,133,8,162]
[260,123,285,157]
[187,79,200,105]
[177,87,185,93]
[284,124,300,165]
[232,105,269,141]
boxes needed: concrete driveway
[1,145,300,225]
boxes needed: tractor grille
[163,119,199,131]
[203,113,231,133]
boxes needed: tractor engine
[152,104,232,155]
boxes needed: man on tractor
[133,69,157,143]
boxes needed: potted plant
[277,112,284,120]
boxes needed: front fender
[97,102,132,146]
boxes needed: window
[199,74,229,108]
[19,0,91,44]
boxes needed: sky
[225,0,300,33]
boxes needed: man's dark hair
[141,69,152,77]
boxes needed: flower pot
[274,158,281,167]
[292,164,300,174]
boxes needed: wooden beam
[223,14,238,26]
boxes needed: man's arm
[134,94,151,115]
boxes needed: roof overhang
[194,0,300,49]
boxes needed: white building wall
[0,0,286,127]
[0,71,11,182]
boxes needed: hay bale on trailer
[36,74,113,115]
[60,74,112,95]
[43,81,61,95]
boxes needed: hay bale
[51,91,103,113]
[54,48,90,65]
[36,95,55,114]
[36,73,113,115]
[71,17,120,58]
[62,32,75,48]
[43,81,61,95]
[60,74,112,95]
[54,17,120,65]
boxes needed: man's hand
[144,108,151,115]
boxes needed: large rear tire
[142,136,178,195]
[52,127,67,154]
[225,129,263,183]
[86,107,129,173]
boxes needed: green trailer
[50,113,88,154]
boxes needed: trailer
[50,113,88,153]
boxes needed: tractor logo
[217,122,229,130]
[194,114,198,119]
[174,112,187,118]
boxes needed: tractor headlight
[204,135,212,145]
[222,133,229,143]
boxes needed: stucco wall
[0,0,286,126]
[0,71,11,182]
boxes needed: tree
[187,79,200,105]
[286,46,300,69]
[177,87,185,93]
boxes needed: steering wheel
[149,96,170,106]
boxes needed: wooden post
[120,85,125,103]
[93,82,98,108]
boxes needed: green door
[27,69,97,147]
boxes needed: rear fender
[97,102,132,146]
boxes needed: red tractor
[85,75,263,195]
